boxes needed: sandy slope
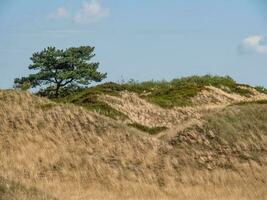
[0,88,267,199]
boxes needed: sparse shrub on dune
[59,75,259,109]
[255,86,267,94]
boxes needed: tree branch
[61,78,74,87]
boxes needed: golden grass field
[0,85,267,200]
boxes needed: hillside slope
[0,76,267,200]
[58,76,267,129]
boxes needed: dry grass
[192,85,267,105]
[0,176,54,200]
[0,90,267,199]
[99,92,204,128]
[98,85,267,128]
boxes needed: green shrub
[255,86,267,94]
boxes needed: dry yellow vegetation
[0,84,267,200]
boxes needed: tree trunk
[55,83,60,98]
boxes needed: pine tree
[14,46,107,97]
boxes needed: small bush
[255,86,267,94]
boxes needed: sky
[0,0,267,88]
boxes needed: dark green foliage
[144,85,201,107]
[37,84,84,98]
[255,86,267,94]
[170,75,236,86]
[128,123,167,135]
[80,82,125,96]
[14,46,106,98]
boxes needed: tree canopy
[14,46,107,97]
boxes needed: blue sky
[0,0,267,88]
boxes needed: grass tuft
[230,99,267,106]
[128,123,168,135]
[0,177,55,200]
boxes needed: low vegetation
[57,86,127,120]
[230,99,267,106]
[122,75,254,107]
[255,86,267,94]
[58,75,258,111]
[128,123,167,135]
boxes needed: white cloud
[57,7,68,17]
[49,6,68,19]
[74,0,110,24]
[239,34,267,54]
